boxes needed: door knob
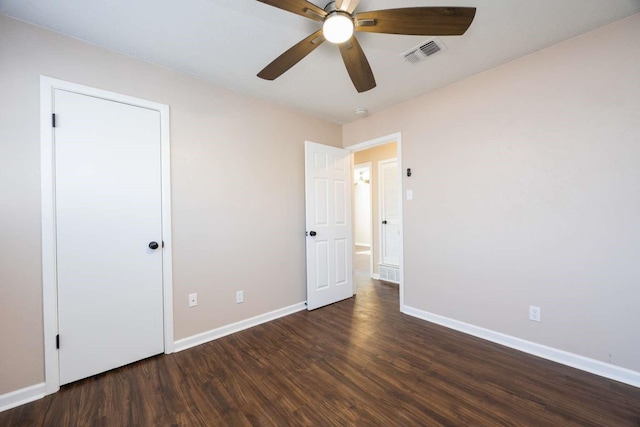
[309,231,317,237]
[148,241,159,250]
[382,220,387,224]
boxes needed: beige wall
[344,14,640,372]
[0,15,341,394]
[353,143,398,275]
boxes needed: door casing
[39,76,174,395]
[345,133,404,312]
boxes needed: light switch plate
[188,293,197,307]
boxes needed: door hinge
[52,113,56,128]
[56,334,60,349]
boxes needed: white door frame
[40,76,174,395]
[345,132,404,312]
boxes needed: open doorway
[348,134,402,308]
[303,133,403,312]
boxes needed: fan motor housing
[324,2,340,14]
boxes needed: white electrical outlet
[188,293,198,307]
[236,290,244,304]
[529,305,541,322]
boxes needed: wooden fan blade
[258,30,325,80]
[355,7,476,35]
[335,0,361,14]
[256,0,327,21]
[339,36,376,93]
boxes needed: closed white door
[379,159,400,266]
[54,89,164,385]
[305,141,353,310]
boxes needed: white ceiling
[2,0,639,124]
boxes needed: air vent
[379,265,399,284]
[404,51,422,64]
[401,38,447,65]
[420,41,441,57]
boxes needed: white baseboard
[0,382,46,413]
[403,306,640,389]
[372,273,380,280]
[174,302,307,352]
[1,303,307,412]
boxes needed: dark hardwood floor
[2,252,640,426]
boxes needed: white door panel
[54,89,164,384]
[305,141,353,310]
[380,159,400,266]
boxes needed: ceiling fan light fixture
[323,12,354,44]
[257,2,476,93]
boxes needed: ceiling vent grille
[401,38,446,65]
[420,40,441,57]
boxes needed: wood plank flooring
[2,254,640,425]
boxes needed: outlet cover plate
[529,305,541,322]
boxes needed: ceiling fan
[256,0,476,93]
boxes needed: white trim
[345,132,405,312]
[346,132,402,152]
[40,76,174,396]
[40,77,58,395]
[403,306,640,388]
[0,383,46,413]
[354,243,371,248]
[174,302,307,352]
[372,273,380,280]
[159,92,175,354]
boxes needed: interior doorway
[347,133,403,310]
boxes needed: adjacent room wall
[353,165,372,248]
[353,143,398,276]
[0,15,341,395]
[344,14,640,373]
